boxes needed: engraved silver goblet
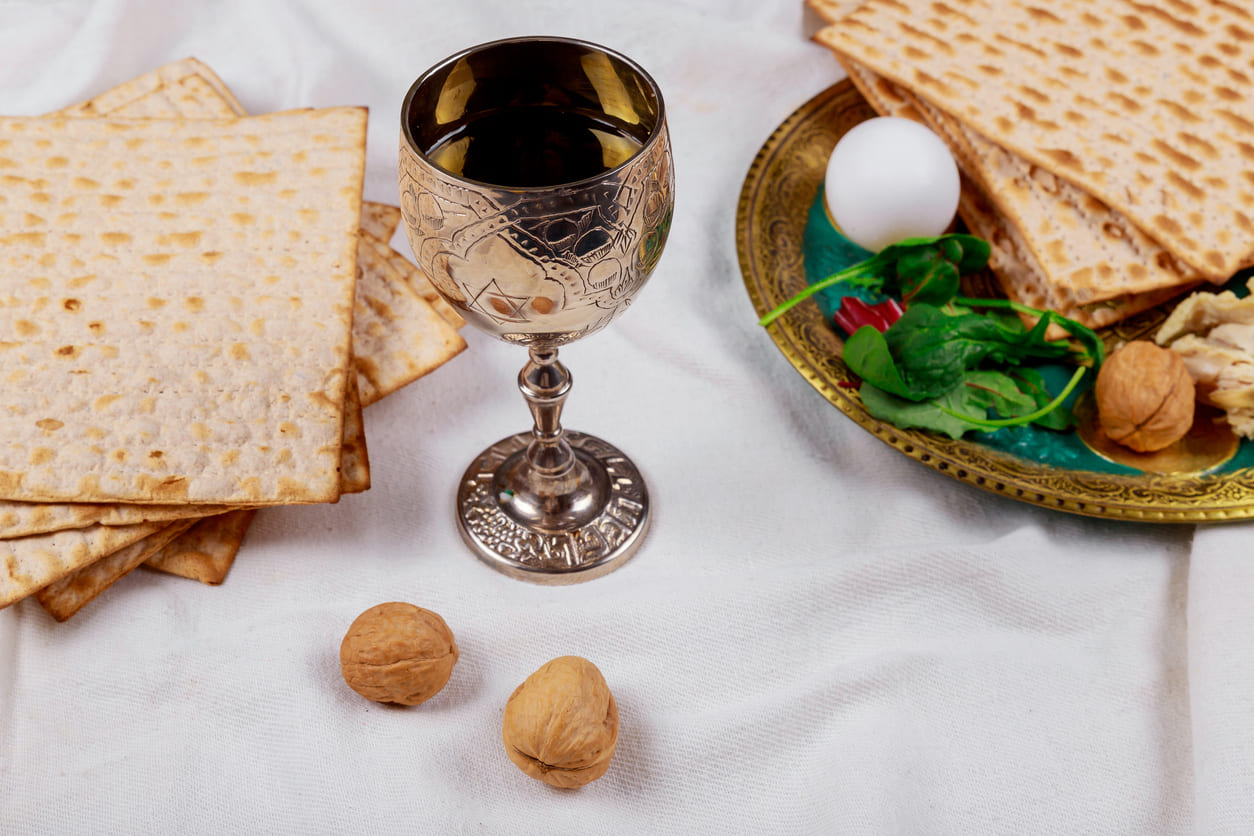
[399,36,674,583]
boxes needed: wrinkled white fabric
[0,1,1242,833]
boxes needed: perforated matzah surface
[0,520,168,607]
[35,518,197,621]
[815,0,1254,281]
[353,235,466,406]
[841,57,1199,328]
[0,108,366,504]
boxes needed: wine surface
[426,107,645,188]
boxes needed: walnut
[339,602,458,705]
[502,656,618,789]
[1095,340,1195,452]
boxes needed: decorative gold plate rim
[736,80,1254,523]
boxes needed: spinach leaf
[758,233,991,326]
[860,368,1077,439]
[841,325,915,399]
[1008,368,1076,431]
[848,303,1080,401]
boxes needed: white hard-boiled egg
[824,116,960,253]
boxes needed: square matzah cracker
[814,0,1254,281]
[838,57,1199,329]
[0,107,367,505]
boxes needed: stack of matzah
[808,0,1254,328]
[0,59,467,621]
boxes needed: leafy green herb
[842,300,1102,437]
[758,233,990,326]
[757,230,1105,438]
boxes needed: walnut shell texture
[339,602,458,706]
[1095,340,1195,453]
[502,655,619,789]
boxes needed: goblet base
[455,430,650,584]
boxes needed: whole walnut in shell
[502,656,618,789]
[339,602,458,706]
[1095,340,1195,453]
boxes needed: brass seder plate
[736,80,1254,523]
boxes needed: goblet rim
[400,34,669,194]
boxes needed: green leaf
[896,249,961,306]
[759,233,993,327]
[869,304,1073,399]
[960,369,1039,417]
[1009,368,1076,430]
[858,370,1033,439]
[860,383,978,439]
[860,368,1078,439]
[841,325,916,399]
[951,235,991,275]
[954,296,1104,367]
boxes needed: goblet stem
[519,347,574,478]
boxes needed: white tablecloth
[0,2,1248,833]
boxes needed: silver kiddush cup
[399,36,674,583]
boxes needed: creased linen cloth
[0,0,1244,833]
[1188,526,1254,835]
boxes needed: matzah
[840,57,1199,328]
[353,238,467,406]
[812,0,1254,281]
[55,57,247,119]
[0,107,367,505]
[144,510,257,586]
[0,499,234,541]
[836,55,1212,304]
[364,231,466,329]
[35,519,197,621]
[0,521,169,608]
[360,202,402,242]
[5,59,465,614]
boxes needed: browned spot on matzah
[1149,139,1201,170]
[1041,148,1083,170]
[1167,171,1206,200]
[899,21,953,55]
[1227,22,1254,41]
[1107,91,1142,113]
[1155,214,1185,237]
[994,32,1047,58]
[1013,101,1037,121]
[233,171,277,186]
[912,68,953,94]
[1178,133,1218,159]
[1024,5,1062,23]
